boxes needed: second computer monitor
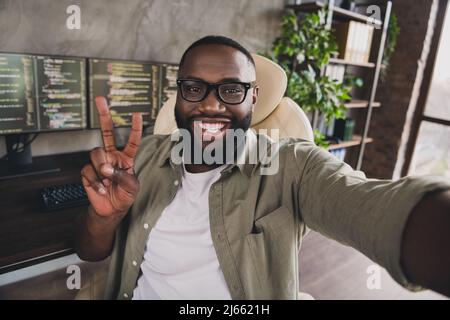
[34,55,87,131]
[88,58,179,129]
[89,59,156,128]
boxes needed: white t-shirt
[132,164,232,300]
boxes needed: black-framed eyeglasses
[176,78,257,105]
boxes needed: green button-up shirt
[103,130,450,300]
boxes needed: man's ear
[252,85,259,108]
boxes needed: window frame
[401,0,450,176]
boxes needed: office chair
[75,54,314,300]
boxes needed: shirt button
[143,223,149,230]
[132,260,137,266]
[123,293,129,299]
[174,180,179,186]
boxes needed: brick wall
[361,0,438,179]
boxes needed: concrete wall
[0,0,284,157]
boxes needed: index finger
[95,96,117,153]
[122,112,143,159]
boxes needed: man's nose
[198,90,225,114]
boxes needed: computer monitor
[34,55,87,131]
[0,53,37,134]
[159,63,179,112]
[0,53,87,179]
[0,53,87,135]
[88,58,159,129]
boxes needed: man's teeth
[198,122,226,133]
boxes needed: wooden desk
[0,151,90,273]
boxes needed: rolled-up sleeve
[293,142,450,290]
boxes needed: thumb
[100,163,139,195]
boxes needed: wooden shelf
[329,57,375,68]
[345,100,381,109]
[328,135,373,151]
[287,1,382,26]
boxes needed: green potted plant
[265,9,352,147]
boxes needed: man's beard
[174,107,252,165]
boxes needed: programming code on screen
[89,59,156,128]
[1,53,179,134]
[159,63,178,111]
[35,56,87,131]
[0,53,87,134]
[0,54,37,134]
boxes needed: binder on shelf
[334,21,374,64]
[333,118,355,141]
[325,64,346,83]
[335,20,356,61]
[363,24,374,63]
[344,118,355,141]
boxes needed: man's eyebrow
[219,77,245,82]
[180,75,245,83]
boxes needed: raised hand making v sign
[75,96,143,261]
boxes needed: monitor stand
[0,134,61,180]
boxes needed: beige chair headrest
[153,53,287,135]
[252,97,314,142]
[153,94,177,135]
[251,54,287,125]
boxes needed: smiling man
[75,36,450,300]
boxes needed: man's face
[175,44,258,150]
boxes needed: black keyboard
[40,183,89,211]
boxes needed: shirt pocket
[247,205,295,257]
[253,205,294,236]
[244,206,297,298]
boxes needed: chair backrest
[252,96,314,141]
[153,54,313,142]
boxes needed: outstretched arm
[294,142,450,297]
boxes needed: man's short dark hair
[179,35,255,71]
